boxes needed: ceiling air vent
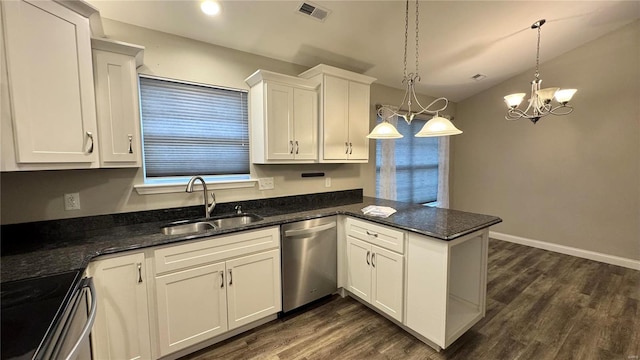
[471,73,487,81]
[297,2,329,22]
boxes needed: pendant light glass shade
[415,116,463,137]
[366,121,404,139]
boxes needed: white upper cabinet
[246,69,318,164]
[1,0,99,170]
[299,65,376,163]
[92,38,144,167]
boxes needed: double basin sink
[161,213,263,235]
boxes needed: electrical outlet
[258,177,274,190]
[64,193,81,210]
[325,177,331,188]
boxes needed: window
[375,117,439,204]
[139,75,250,183]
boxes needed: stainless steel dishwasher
[281,216,337,312]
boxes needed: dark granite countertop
[1,194,501,283]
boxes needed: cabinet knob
[345,142,349,154]
[349,142,353,155]
[295,140,299,154]
[128,135,133,154]
[228,269,233,285]
[86,132,94,154]
[220,272,224,288]
[290,140,294,154]
[371,253,376,268]
[366,250,370,265]
[366,230,378,238]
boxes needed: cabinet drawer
[154,227,279,275]
[346,217,404,254]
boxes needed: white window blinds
[376,117,439,204]
[139,76,249,178]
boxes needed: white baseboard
[489,231,640,270]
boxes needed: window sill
[134,179,258,195]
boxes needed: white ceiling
[88,0,639,102]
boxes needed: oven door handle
[63,277,97,360]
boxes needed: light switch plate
[258,177,274,190]
[325,177,331,187]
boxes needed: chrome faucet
[234,205,242,214]
[185,176,216,219]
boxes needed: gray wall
[451,21,640,260]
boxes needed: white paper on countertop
[361,205,397,218]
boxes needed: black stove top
[1,271,81,360]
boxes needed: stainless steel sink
[160,213,263,235]
[210,214,263,228]
[161,221,216,235]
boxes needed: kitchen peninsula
[1,190,501,359]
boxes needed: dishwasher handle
[63,277,97,360]
[284,222,336,237]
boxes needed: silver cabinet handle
[128,134,133,154]
[290,140,294,154]
[295,140,299,154]
[349,142,353,155]
[345,142,349,154]
[228,269,233,285]
[137,263,143,283]
[366,250,370,265]
[371,253,376,268]
[86,132,94,154]
[366,230,379,238]
[63,278,97,360]
[220,272,224,288]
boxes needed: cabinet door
[90,253,151,360]
[347,81,370,161]
[346,236,372,302]
[322,76,349,160]
[2,0,97,165]
[265,82,294,160]
[371,245,404,322]
[226,249,281,330]
[93,49,142,167]
[155,262,228,357]
[292,88,317,160]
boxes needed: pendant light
[367,0,462,139]
[504,19,577,124]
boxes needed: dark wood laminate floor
[181,239,640,360]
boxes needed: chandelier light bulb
[536,87,560,103]
[554,89,577,104]
[415,116,463,137]
[366,121,404,139]
[504,93,525,109]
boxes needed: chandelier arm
[411,95,449,116]
[548,105,574,116]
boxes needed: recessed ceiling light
[201,0,221,16]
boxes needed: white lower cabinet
[88,252,152,360]
[345,219,404,323]
[153,227,281,357]
[155,262,228,356]
[405,230,489,349]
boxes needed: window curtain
[378,107,398,200]
[436,136,450,208]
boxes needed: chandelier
[367,0,462,139]
[504,19,577,124]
